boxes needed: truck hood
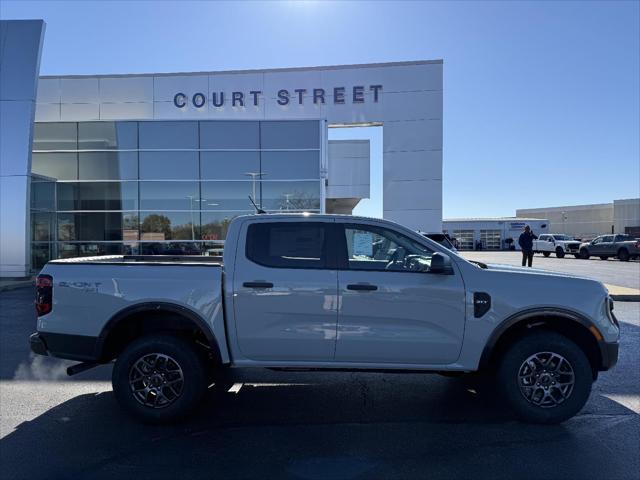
[483,262,587,280]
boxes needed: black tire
[112,334,207,423]
[555,247,565,258]
[497,331,592,424]
[542,252,551,257]
[599,256,608,260]
[618,249,630,262]
[579,248,590,260]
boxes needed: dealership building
[0,20,444,278]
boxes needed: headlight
[605,297,619,328]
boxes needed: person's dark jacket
[518,231,538,251]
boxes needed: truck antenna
[248,195,266,214]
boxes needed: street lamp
[561,211,568,235]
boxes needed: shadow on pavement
[1,371,638,480]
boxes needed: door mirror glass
[429,252,454,275]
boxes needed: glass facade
[30,120,322,268]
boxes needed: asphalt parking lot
[1,284,639,480]
[461,250,640,290]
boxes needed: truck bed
[49,255,223,266]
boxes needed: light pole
[561,211,568,235]
[283,193,293,211]
[186,196,206,240]
[245,172,266,210]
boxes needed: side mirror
[430,252,454,275]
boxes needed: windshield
[552,235,573,241]
[422,233,455,250]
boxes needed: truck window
[246,222,327,269]
[344,224,433,272]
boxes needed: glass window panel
[139,181,198,210]
[78,122,137,149]
[201,211,251,241]
[79,152,138,180]
[260,121,320,149]
[138,121,198,149]
[344,225,433,272]
[32,152,77,180]
[32,212,53,241]
[139,151,198,180]
[56,182,138,211]
[32,243,52,270]
[140,212,198,241]
[200,151,260,180]
[260,181,321,212]
[200,181,255,211]
[199,121,259,149]
[30,180,56,211]
[57,242,134,259]
[261,151,320,179]
[246,222,327,269]
[57,212,138,241]
[33,123,77,150]
[139,242,202,256]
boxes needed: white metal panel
[383,209,442,232]
[60,78,99,103]
[383,119,443,152]
[382,90,442,122]
[154,100,212,119]
[383,150,442,182]
[383,179,443,211]
[100,76,153,103]
[61,102,99,121]
[100,102,153,120]
[36,78,60,103]
[153,74,208,102]
[0,100,35,176]
[34,102,60,122]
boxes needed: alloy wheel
[517,352,575,408]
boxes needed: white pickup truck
[31,214,619,424]
[533,234,582,258]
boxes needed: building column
[0,20,45,278]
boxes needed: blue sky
[2,0,638,219]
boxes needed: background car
[579,234,640,261]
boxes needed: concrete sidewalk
[604,284,640,302]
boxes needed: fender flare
[478,307,603,370]
[95,302,222,364]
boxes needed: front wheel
[579,248,590,260]
[555,247,565,258]
[112,334,208,423]
[497,331,592,424]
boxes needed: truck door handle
[243,281,273,289]
[347,284,377,291]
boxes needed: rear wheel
[497,331,592,424]
[579,248,590,260]
[618,249,630,262]
[542,252,551,257]
[555,247,565,258]
[112,334,207,423]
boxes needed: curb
[610,294,640,302]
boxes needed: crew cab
[533,234,582,258]
[30,214,619,424]
[579,234,640,261]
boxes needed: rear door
[596,235,615,255]
[334,221,466,365]
[232,220,338,362]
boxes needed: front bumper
[600,341,619,371]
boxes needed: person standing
[518,225,538,267]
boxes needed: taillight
[35,274,53,316]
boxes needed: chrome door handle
[346,284,377,291]
[243,282,274,289]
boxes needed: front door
[334,221,467,365]
[233,220,338,362]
